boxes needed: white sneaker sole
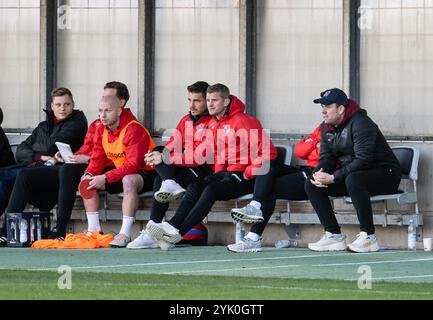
[126,243,159,249]
[308,242,347,252]
[231,210,264,223]
[147,223,182,244]
[109,242,130,248]
[157,240,174,251]
[154,189,186,203]
[227,245,262,253]
[347,243,380,253]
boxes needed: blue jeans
[0,164,27,219]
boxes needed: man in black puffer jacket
[0,87,87,245]
[305,88,401,253]
[0,107,16,168]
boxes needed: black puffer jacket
[0,108,16,167]
[316,100,400,184]
[15,109,88,165]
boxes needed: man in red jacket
[82,95,156,248]
[127,81,213,249]
[146,83,277,250]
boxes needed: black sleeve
[313,124,337,174]
[40,120,88,155]
[333,117,377,183]
[15,125,41,164]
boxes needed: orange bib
[102,120,156,169]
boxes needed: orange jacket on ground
[294,124,321,168]
[31,232,114,249]
[85,108,155,183]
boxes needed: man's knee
[344,172,365,193]
[122,175,143,194]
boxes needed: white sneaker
[154,180,186,203]
[146,220,182,244]
[157,239,174,251]
[227,237,262,253]
[231,204,264,223]
[109,233,131,248]
[126,230,158,249]
[308,232,347,251]
[347,232,380,253]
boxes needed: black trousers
[304,167,402,235]
[169,172,255,236]
[149,164,212,223]
[251,166,313,236]
[7,164,87,236]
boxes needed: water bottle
[30,219,35,243]
[10,220,17,244]
[44,159,55,166]
[408,219,417,251]
[235,222,245,243]
[36,219,42,240]
[275,239,298,248]
[19,219,28,244]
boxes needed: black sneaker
[48,229,65,241]
[0,236,8,247]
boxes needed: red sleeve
[243,119,277,180]
[295,125,321,160]
[85,125,111,176]
[75,120,98,156]
[104,124,148,183]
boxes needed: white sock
[245,232,260,242]
[249,200,262,210]
[86,212,101,232]
[119,216,135,237]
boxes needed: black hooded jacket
[316,100,401,184]
[0,107,16,167]
[15,109,88,165]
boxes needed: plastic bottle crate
[6,212,51,247]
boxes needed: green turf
[1,270,433,300]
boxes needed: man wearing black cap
[305,88,401,253]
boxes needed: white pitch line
[162,264,301,275]
[28,250,405,271]
[313,257,433,267]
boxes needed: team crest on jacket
[196,124,204,132]
[223,125,230,135]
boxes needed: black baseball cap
[313,88,348,106]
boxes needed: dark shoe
[48,228,65,241]
[0,236,8,247]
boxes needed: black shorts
[104,169,156,194]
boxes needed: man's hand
[54,152,64,163]
[145,151,162,166]
[310,168,334,188]
[40,155,57,164]
[88,175,106,190]
[69,154,90,164]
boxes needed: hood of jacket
[325,99,363,132]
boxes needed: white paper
[55,142,73,164]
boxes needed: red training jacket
[206,95,277,180]
[294,124,321,168]
[85,108,152,183]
